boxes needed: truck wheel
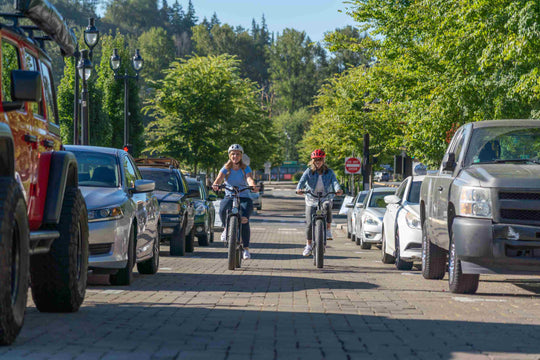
[137,227,160,275]
[31,187,88,312]
[0,179,29,345]
[110,227,135,286]
[198,220,210,246]
[170,222,186,256]
[185,226,195,253]
[448,234,479,294]
[395,230,413,270]
[360,234,371,250]
[381,228,395,264]
[421,220,446,280]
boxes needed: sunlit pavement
[3,183,540,359]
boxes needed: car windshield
[369,191,395,208]
[408,181,422,204]
[73,152,119,188]
[466,126,540,166]
[140,170,179,192]
[357,192,368,204]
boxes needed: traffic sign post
[345,157,362,174]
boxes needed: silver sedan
[65,145,161,286]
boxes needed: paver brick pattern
[2,184,540,359]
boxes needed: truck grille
[498,191,540,224]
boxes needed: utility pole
[362,133,370,191]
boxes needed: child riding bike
[296,149,343,256]
[212,144,258,260]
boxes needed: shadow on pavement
[15,304,540,359]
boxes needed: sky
[174,0,357,43]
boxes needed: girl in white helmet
[212,144,258,259]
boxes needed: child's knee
[241,217,249,224]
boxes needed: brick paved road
[2,184,540,359]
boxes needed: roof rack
[134,157,180,169]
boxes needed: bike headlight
[88,206,123,222]
[194,203,207,215]
[405,211,421,229]
[457,186,492,218]
[364,215,380,226]
[160,202,180,215]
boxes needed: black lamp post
[77,50,93,145]
[109,48,144,152]
[73,18,99,145]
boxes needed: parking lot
[2,183,540,360]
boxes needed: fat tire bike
[305,190,335,269]
[218,185,253,270]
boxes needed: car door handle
[437,186,443,192]
[24,134,38,144]
[42,139,55,148]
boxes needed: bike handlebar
[302,190,336,198]
[217,184,254,194]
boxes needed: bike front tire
[315,219,325,268]
[227,216,239,270]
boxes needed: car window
[123,156,137,188]
[23,50,44,116]
[39,61,58,125]
[395,180,407,200]
[407,181,422,204]
[369,191,395,208]
[2,40,20,102]
[140,170,179,192]
[357,192,368,204]
[187,181,201,199]
[72,151,119,187]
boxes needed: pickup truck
[420,120,540,294]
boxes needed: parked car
[354,187,396,249]
[66,146,160,286]
[186,177,217,246]
[374,172,390,182]
[0,3,90,345]
[351,193,369,245]
[136,158,195,256]
[346,191,369,239]
[381,176,424,270]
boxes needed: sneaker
[221,231,226,242]
[302,244,312,257]
[243,249,251,259]
[326,229,333,240]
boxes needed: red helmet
[311,149,326,159]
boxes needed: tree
[324,26,371,74]
[144,54,277,173]
[101,0,162,37]
[273,108,312,162]
[137,27,175,82]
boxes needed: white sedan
[381,176,424,270]
[354,187,396,249]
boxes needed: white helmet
[228,144,244,154]
[242,154,250,166]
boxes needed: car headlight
[364,214,380,225]
[194,203,207,215]
[160,202,180,215]
[88,206,123,222]
[457,186,492,218]
[405,212,421,229]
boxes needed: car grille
[89,243,112,255]
[498,191,540,224]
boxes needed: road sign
[345,157,362,174]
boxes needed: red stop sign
[345,157,362,174]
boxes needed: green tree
[101,0,162,37]
[324,26,371,74]
[144,54,277,173]
[273,108,312,162]
[137,27,175,82]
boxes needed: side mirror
[346,203,354,208]
[384,195,400,205]
[2,70,42,112]
[355,203,364,209]
[133,179,155,193]
[442,152,456,172]
[207,194,217,201]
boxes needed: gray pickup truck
[420,120,540,294]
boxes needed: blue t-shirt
[221,166,252,198]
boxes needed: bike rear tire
[227,217,238,270]
[315,219,325,268]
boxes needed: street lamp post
[73,18,99,145]
[109,48,144,152]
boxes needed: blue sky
[174,0,357,43]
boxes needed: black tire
[315,219,324,268]
[0,179,29,345]
[421,219,446,280]
[110,227,135,286]
[257,206,261,211]
[30,187,88,313]
[235,246,242,268]
[137,226,160,275]
[227,216,238,270]
[354,233,360,245]
[381,228,395,264]
[395,230,413,271]
[198,220,210,247]
[360,233,371,250]
[448,234,479,294]
[170,222,186,256]
[185,225,195,253]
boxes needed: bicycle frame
[304,190,335,268]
